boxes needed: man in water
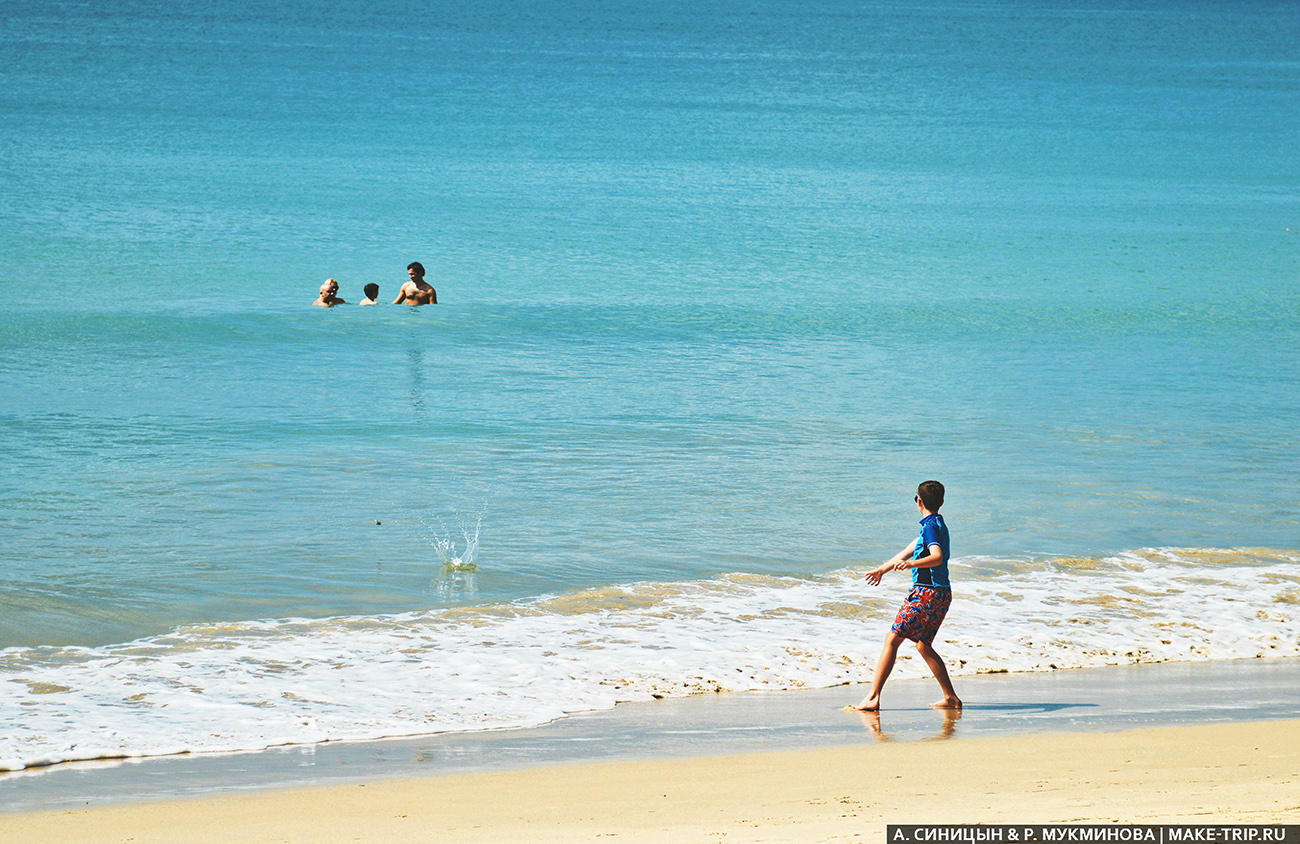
[313,279,347,307]
[392,262,437,305]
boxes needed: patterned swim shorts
[891,585,952,644]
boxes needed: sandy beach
[3,717,1297,843]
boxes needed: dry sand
[3,718,1297,842]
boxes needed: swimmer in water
[392,262,437,305]
[313,279,346,307]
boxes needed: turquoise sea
[1,0,1297,770]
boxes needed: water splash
[434,517,480,571]
[425,509,483,601]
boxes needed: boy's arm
[907,518,944,570]
[902,544,944,570]
[865,543,918,585]
[891,542,916,567]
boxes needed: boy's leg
[915,640,962,709]
[853,632,905,711]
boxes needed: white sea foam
[1,547,1296,771]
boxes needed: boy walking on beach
[853,481,961,711]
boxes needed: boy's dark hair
[364,283,379,298]
[917,480,945,512]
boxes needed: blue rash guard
[911,513,951,589]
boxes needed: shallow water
[2,658,1297,813]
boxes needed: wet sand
[1,659,1297,840]
[2,718,1297,842]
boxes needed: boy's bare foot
[851,696,881,711]
[930,697,962,710]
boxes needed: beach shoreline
[2,717,1296,842]
[2,657,1297,825]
